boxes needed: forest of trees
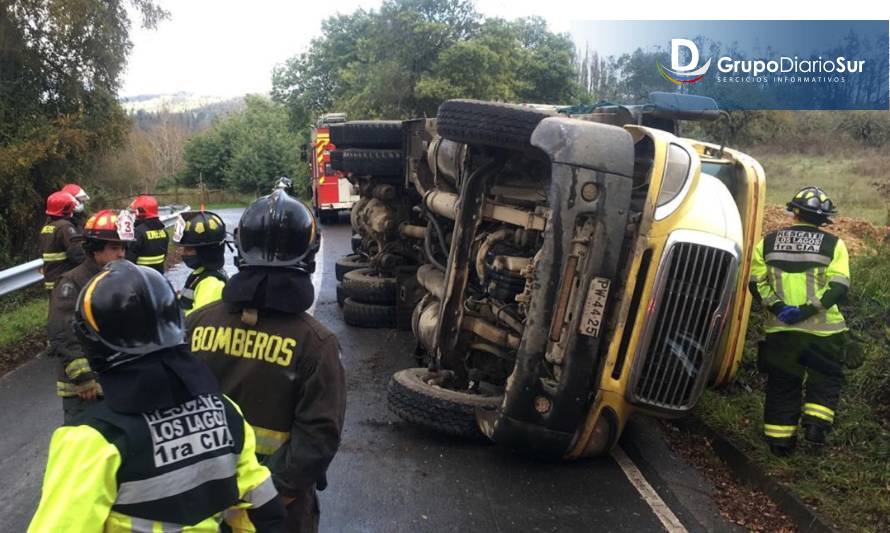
[179,96,304,196]
[269,0,578,129]
[0,0,168,265]
[181,0,581,199]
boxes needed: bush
[838,112,890,147]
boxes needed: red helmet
[129,195,159,220]
[83,210,135,243]
[61,184,90,202]
[61,184,89,213]
[46,191,77,217]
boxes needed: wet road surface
[0,208,740,532]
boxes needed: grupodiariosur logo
[657,39,712,84]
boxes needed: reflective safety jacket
[180,267,227,316]
[28,394,282,532]
[38,217,85,291]
[125,218,169,274]
[48,258,101,397]
[750,223,850,336]
[186,302,346,498]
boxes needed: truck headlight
[654,143,693,221]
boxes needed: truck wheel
[330,149,403,177]
[342,298,396,328]
[387,368,502,439]
[329,121,402,148]
[436,99,554,151]
[342,268,397,304]
[335,254,367,281]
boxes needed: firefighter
[61,183,91,231]
[39,191,85,292]
[125,194,169,274]
[29,261,286,532]
[173,210,228,316]
[749,186,850,456]
[187,189,344,533]
[48,209,133,422]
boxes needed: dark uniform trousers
[187,300,346,533]
[125,218,170,274]
[47,257,102,422]
[760,331,845,444]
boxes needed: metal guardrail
[0,205,190,297]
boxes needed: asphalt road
[0,208,741,532]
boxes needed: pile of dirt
[762,204,887,256]
[660,421,797,532]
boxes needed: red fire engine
[310,113,359,223]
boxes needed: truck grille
[630,240,738,411]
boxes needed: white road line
[308,231,326,316]
[611,445,688,533]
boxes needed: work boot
[803,423,828,446]
[768,439,796,457]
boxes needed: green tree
[271,0,575,129]
[180,97,307,197]
[0,0,167,265]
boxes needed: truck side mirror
[300,145,308,162]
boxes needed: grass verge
[747,145,890,226]
[0,297,46,348]
[0,295,47,376]
[696,242,890,532]
[204,202,251,210]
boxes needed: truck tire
[330,149,403,177]
[319,210,339,225]
[342,298,396,328]
[335,254,367,281]
[436,99,555,151]
[329,121,402,148]
[342,268,397,304]
[387,368,502,439]
[336,283,347,307]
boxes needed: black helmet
[787,186,837,220]
[236,189,318,268]
[173,210,227,247]
[74,261,185,370]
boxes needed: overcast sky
[121,1,889,98]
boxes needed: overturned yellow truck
[381,94,765,458]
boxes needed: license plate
[579,277,611,338]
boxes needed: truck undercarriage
[329,94,764,458]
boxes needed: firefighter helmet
[74,261,185,366]
[173,211,227,247]
[61,184,90,213]
[236,189,317,268]
[83,210,136,244]
[45,191,77,217]
[129,195,159,220]
[787,186,837,220]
